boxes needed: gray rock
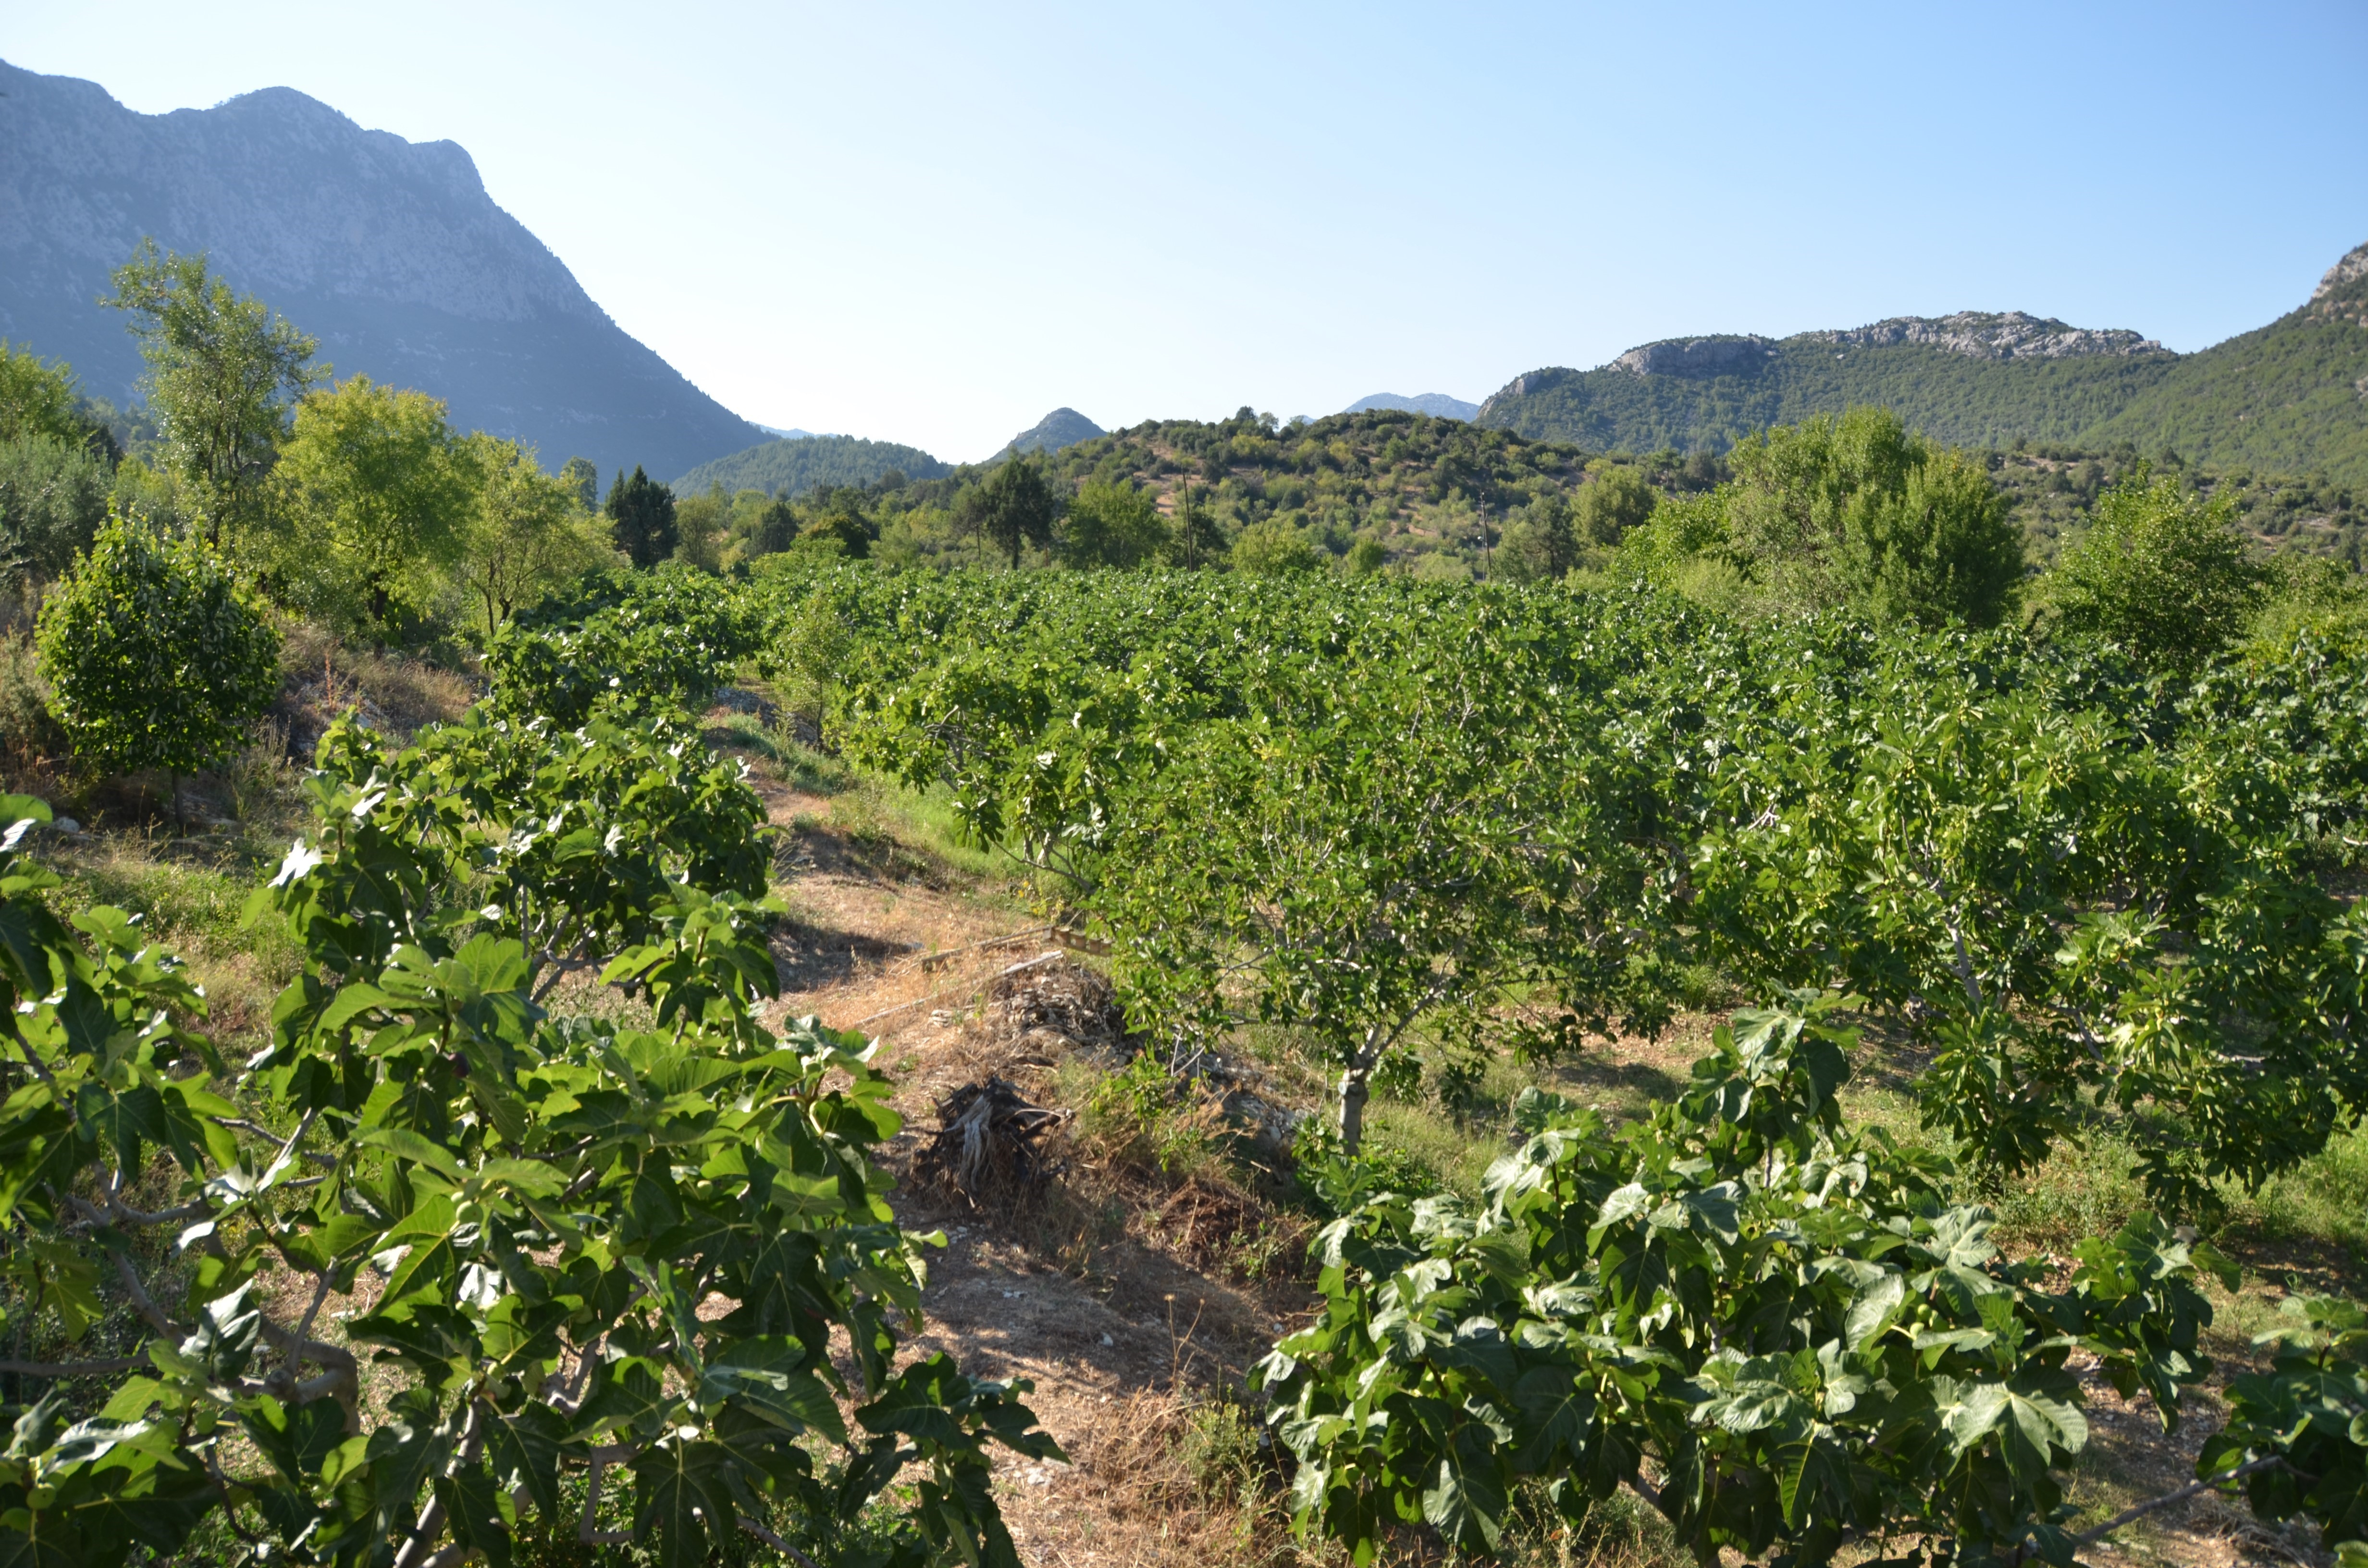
[2312,243,2368,302]
[1801,311,2164,360]
[1608,336,1780,377]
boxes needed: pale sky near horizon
[7,2,2366,462]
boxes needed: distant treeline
[2,241,2361,666]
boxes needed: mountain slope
[1004,407,1105,455]
[1345,392,1479,420]
[674,434,951,498]
[1478,315,2174,456]
[0,59,765,480]
[1476,254,2368,485]
[2080,244,2368,480]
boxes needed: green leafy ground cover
[8,537,2368,1565]
[741,556,2368,1562]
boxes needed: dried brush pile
[914,1075,1073,1207]
[984,954,1135,1057]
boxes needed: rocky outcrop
[2313,243,2368,303]
[2308,242,2368,327]
[0,58,765,479]
[1608,336,1778,377]
[1801,311,2163,360]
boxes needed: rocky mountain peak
[1803,311,2163,360]
[2308,241,2368,326]
[2312,242,2368,302]
[1005,407,1105,456]
[0,57,765,478]
[1607,336,1778,377]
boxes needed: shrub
[0,712,1054,1564]
[1229,518,1324,576]
[484,564,761,726]
[2049,469,2266,674]
[36,513,278,792]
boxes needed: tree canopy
[2049,468,2266,674]
[104,241,320,546]
[959,450,1058,568]
[268,376,476,629]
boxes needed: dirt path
[753,771,1304,1566]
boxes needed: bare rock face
[1608,336,1779,377]
[1803,311,2164,360]
[0,58,765,480]
[2312,243,2368,303]
[2308,241,2368,328]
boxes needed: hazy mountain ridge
[1481,248,2368,481]
[0,59,766,480]
[1345,392,1479,420]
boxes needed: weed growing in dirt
[1493,1483,1688,1568]
[45,837,291,962]
[1074,1053,1224,1177]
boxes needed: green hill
[1479,243,2368,486]
[2081,249,2368,481]
[1004,407,1104,455]
[672,434,950,498]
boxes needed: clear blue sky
[8,2,2366,462]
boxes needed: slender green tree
[1164,479,1226,569]
[1499,494,1581,580]
[959,449,1057,568]
[673,480,731,571]
[455,435,616,640]
[104,241,319,546]
[605,465,678,568]
[37,512,278,820]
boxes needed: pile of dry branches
[914,1076,1073,1206]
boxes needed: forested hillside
[2084,242,2368,479]
[1480,241,2368,485]
[671,431,951,497]
[696,404,2362,584]
[1003,406,1105,454]
[837,406,1621,579]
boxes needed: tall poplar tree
[104,241,319,547]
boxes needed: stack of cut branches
[916,1076,1073,1206]
[985,955,1135,1056]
